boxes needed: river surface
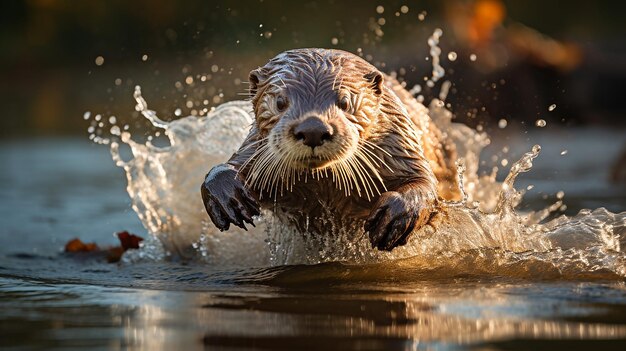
[1,129,625,350]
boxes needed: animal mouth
[295,156,333,169]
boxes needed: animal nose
[293,117,332,148]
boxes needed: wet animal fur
[202,48,459,251]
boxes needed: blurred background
[1,0,625,138]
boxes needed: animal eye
[338,95,350,111]
[276,96,288,112]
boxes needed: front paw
[364,191,430,251]
[201,164,260,231]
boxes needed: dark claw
[201,181,213,215]
[235,200,256,227]
[365,191,427,251]
[201,165,260,231]
[377,219,402,251]
[209,207,230,231]
[231,213,246,230]
[241,194,261,217]
[225,198,246,229]
[368,214,391,249]
[378,216,415,251]
[364,206,385,234]
[377,222,397,251]
[237,188,261,219]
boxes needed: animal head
[243,49,393,200]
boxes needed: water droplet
[141,54,148,61]
[400,5,409,13]
[526,185,534,190]
[95,114,102,121]
[108,116,117,124]
[447,51,457,61]
[560,149,568,155]
[121,132,131,142]
[469,54,477,61]
[408,84,421,95]
[331,37,339,45]
[556,190,565,199]
[174,108,182,116]
[501,159,509,167]
[427,28,445,85]
[110,125,121,136]
[439,80,452,101]
[498,119,508,129]
[95,56,104,66]
[548,104,556,111]
[531,144,541,153]
[376,5,384,14]
[263,31,272,39]
[535,119,547,127]
[83,111,91,120]
[418,11,427,21]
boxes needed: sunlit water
[1,129,625,349]
[84,85,625,281]
[2,31,626,349]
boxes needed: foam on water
[86,32,625,279]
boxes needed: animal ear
[364,71,384,96]
[248,68,265,96]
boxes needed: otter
[201,48,458,251]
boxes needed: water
[81,87,624,280]
[1,128,625,349]
[2,31,626,349]
[2,275,626,351]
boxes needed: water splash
[426,28,444,88]
[85,35,625,279]
[85,84,625,279]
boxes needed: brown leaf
[64,238,99,252]
[116,231,143,250]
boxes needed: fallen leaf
[116,231,143,250]
[65,238,98,252]
[64,232,144,263]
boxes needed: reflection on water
[2,275,626,350]
[1,135,625,350]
